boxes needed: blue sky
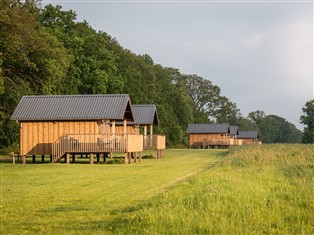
[42,0,313,130]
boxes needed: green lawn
[1,146,313,234]
[0,149,226,234]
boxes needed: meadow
[0,149,225,234]
[1,145,313,234]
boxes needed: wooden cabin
[116,105,165,158]
[238,130,260,145]
[187,123,232,148]
[229,125,242,146]
[11,94,144,164]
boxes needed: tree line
[0,1,310,149]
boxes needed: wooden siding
[239,138,259,145]
[20,121,99,156]
[189,133,229,148]
[115,126,139,134]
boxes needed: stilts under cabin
[10,94,144,164]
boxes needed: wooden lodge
[10,94,154,164]
[116,105,165,158]
[187,123,262,148]
[188,123,236,148]
[238,130,261,145]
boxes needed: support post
[22,155,26,164]
[12,152,15,164]
[66,153,70,164]
[144,125,147,148]
[90,153,94,164]
[96,153,100,163]
[110,152,113,159]
[50,155,53,162]
[139,152,142,162]
[150,124,153,148]
[42,155,44,163]
[32,155,35,163]
[128,152,131,164]
[72,154,75,163]
[134,152,137,163]
[124,152,128,164]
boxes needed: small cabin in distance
[11,94,143,164]
[238,130,261,145]
[187,123,232,148]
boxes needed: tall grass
[115,144,314,234]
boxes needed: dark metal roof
[187,123,230,134]
[116,105,159,126]
[131,105,159,125]
[238,130,259,139]
[230,125,239,136]
[11,94,134,121]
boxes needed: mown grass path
[1,149,227,234]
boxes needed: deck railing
[52,134,143,162]
[202,138,231,148]
[143,135,166,150]
[202,138,243,148]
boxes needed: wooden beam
[139,152,142,162]
[150,124,153,136]
[128,152,131,164]
[32,155,35,163]
[124,152,128,164]
[66,153,70,164]
[42,155,44,163]
[90,153,94,164]
[22,155,26,164]
[12,152,15,164]
[133,152,137,163]
[123,120,127,134]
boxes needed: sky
[42,0,313,130]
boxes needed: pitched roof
[230,125,239,136]
[131,105,159,125]
[116,104,159,126]
[11,94,134,121]
[187,123,230,134]
[238,130,259,139]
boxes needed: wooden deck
[52,134,143,162]
[201,138,242,149]
[51,134,166,163]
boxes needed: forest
[0,1,305,148]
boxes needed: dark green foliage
[0,2,304,148]
[248,111,303,143]
[300,99,314,143]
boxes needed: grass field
[0,149,226,234]
[117,145,314,234]
[1,145,313,234]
